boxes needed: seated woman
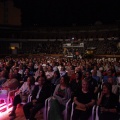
[2,72,19,90]
[35,70,47,85]
[48,75,71,120]
[72,79,96,120]
[34,65,44,80]
[97,82,119,120]
[9,76,35,118]
[0,70,7,87]
[51,70,60,94]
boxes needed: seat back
[62,99,71,120]
[0,88,18,110]
[0,90,8,98]
[70,102,96,120]
[28,95,50,120]
[70,102,75,120]
[95,106,99,120]
[47,97,71,120]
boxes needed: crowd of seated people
[1,39,120,55]
[9,76,35,118]
[21,41,63,54]
[0,56,120,120]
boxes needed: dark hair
[102,82,112,93]
[40,70,46,77]
[28,76,35,85]
[85,71,91,75]
[36,76,46,82]
[76,71,82,79]
[61,75,70,86]
[35,70,47,81]
[54,70,60,78]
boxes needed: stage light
[10,47,15,50]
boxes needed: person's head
[75,71,82,80]
[93,66,98,71]
[37,76,46,86]
[38,65,43,71]
[82,79,89,91]
[92,70,97,76]
[85,71,91,78]
[43,66,47,72]
[39,70,46,77]
[102,82,112,95]
[48,65,53,71]
[107,70,112,76]
[27,76,35,85]
[19,64,23,69]
[9,72,15,79]
[60,66,65,71]
[14,68,19,74]
[0,70,7,77]
[24,68,30,74]
[75,67,80,73]
[60,75,69,86]
[107,77,114,85]
[52,61,56,67]
[54,70,60,78]
[28,62,33,68]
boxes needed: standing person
[97,82,119,120]
[72,79,95,120]
[9,76,35,118]
[23,76,51,120]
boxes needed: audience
[48,75,71,120]
[23,76,51,120]
[0,70,7,87]
[0,56,119,120]
[72,79,95,120]
[2,72,19,90]
[107,77,119,95]
[9,76,35,118]
[97,82,119,120]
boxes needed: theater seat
[70,102,96,120]
[47,97,71,120]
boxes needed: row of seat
[0,88,18,111]
[34,96,98,120]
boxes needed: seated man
[23,76,51,120]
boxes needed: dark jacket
[31,83,51,104]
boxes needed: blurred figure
[0,70,7,87]
[48,75,71,120]
[9,76,35,118]
[97,82,119,120]
[2,72,19,90]
[107,77,119,95]
[23,76,51,120]
[72,79,95,120]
